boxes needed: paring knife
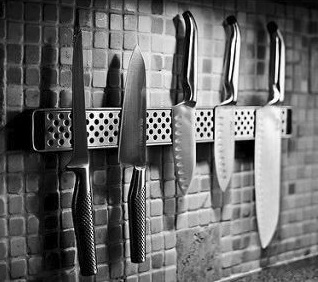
[172,11,198,194]
[255,21,285,248]
[118,45,147,263]
[66,12,97,276]
[214,16,241,192]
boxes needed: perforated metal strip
[32,107,292,152]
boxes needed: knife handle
[222,15,241,105]
[267,21,285,105]
[69,165,97,276]
[182,11,198,105]
[128,166,146,263]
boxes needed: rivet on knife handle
[182,11,197,105]
[221,16,241,105]
[267,21,285,105]
[128,166,146,263]
[66,11,97,276]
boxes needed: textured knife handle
[267,21,285,104]
[71,166,97,276]
[182,11,198,104]
[128,166,146,263]
[222,15,241,105]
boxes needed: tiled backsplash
[0,0,318,281]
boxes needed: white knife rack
[32,106,292,152]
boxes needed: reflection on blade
[172,104,196,194]
[69,25,88,166]
[118,46,146,167]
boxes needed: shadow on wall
[0,43,4,127]
[105,54,122,107]
[40,44,58,108]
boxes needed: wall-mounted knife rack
[31,106,292,152]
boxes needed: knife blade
[214,15,241,192]
[255,21,285,248]
[118,45,147,263]
[66,12,97,276]
[172,11,197,194]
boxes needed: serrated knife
[66,12,97,276]
[255,21,285,248]
[118,45,147,263]
[172,11,197,194]
[214,16,241,192]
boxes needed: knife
[172,11,197,194]
[255,21,285,248]
[214,15,241,192]
[118,45,147,263]
[66,12,97,276]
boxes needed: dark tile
[61,249,75,268]
[152,0,163,14]
[7,67,22,85]
[41,68,58,89]
[43,4,58,22]
[44,214,59,230]
[60,6,74,24]
[60,230,75,249]
[25,3,41,22]
[25,45,40,65]
[25,25,41,43]
[44,232,59,250]
[7,44,22,64]
[44,192,59,212]
[7,1,23,20]
[44,251,61,271]
[78,0,92,7]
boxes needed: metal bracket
[32,106,292,152]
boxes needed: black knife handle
[182,11,198,105]
[70,166,97,276]
[128,166,146,263]
[222,15,241,105]
[267,21,285,105]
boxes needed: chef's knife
[118,45,147,263]
[66,12,97,276]
[255,21,285,248]
[214,16,241,192]
[172,11,197,194]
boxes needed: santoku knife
[172,11,198,194]
[214,16,241,192]
[118,45,147,263]
[66,12,97,276]
[255,21,285,248]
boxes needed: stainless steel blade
[255,106,281,248]
[69,26,88,167]
[118,46,146,166]
[213,16,241,192]
[172,103,196,194]
[214,106,235,192]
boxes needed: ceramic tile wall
[0,0,318,281]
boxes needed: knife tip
[133,44,141,54]
[131,44,145,70]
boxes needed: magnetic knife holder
[32,106,292,152]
